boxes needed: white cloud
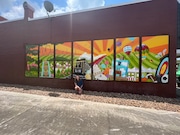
[45,0,105,17]
[0,0,105,20]
[1,5,24,20]
[0,0,15,11]
[66,0,105,11]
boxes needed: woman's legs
[75,86,82,94]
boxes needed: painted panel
[55,42,72,79]
[116,37,140,81]
[93,39,114,80]
[25,45,38,77]
[141,35,169,83]
[39,43,54,78]
[73,41,92,80]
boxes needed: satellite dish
[44,1,54,16]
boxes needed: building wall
[178,3,180,49]
[0,0,177,97]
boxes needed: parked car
[176,58,180,87]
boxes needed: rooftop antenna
[44,0,54,17]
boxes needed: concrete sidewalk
[0,91,180,135]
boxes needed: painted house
[0,0,178,97]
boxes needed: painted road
[0,91,180,135]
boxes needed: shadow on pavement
[48,92,60,97]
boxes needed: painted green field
[99,52,160,70]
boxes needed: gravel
[0,83,180,113]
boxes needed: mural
[73,41,92,80]
[25,35,169,83]
[141,35,169,83]
[25,45,38,77]
[116,37,140,81]
[55,42,72,79]
[93,39,114,80]
[39,43,54,78]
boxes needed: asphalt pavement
[0,91,180,135]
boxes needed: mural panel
[116,37,140,81]
[141,35,169,83]
[73,41,92,80]
[25,45,38,77]
[93,39,114,80]
[39,43,54,78]
[55,42,72,79]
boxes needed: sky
[0,0,148,20]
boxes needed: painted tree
[26,45,38,70]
